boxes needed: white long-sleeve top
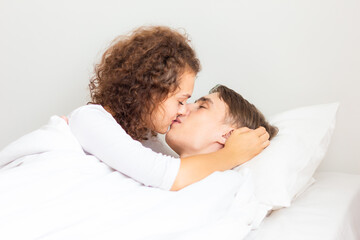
[68,104,180,190]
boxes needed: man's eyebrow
[194,97,213,104]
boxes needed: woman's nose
[179,103,195,116]
[177,103,188,116]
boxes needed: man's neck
[179,153,192,158]
[175,143,224,159]
[179,147,221,159]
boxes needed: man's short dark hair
[209,84,278,140]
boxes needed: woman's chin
[157,127,168,134]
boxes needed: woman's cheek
[171,103,179,118]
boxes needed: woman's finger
[259,131,270,143]
[262,140,270,148]
[60,116,69,124]
[254,126,266,136]
[233,127,251,134]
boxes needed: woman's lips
[171,117,182,126]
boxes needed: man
[165,84,278,158]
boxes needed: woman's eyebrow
[179,93,191,99]
[194,97,213,104]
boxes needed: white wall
[1,0,359,174]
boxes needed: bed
[0,103,359,240]
[246,171,360,240]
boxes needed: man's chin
[167,122,179,133]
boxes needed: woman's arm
[68,104,269,191]
[69,104,181,190]
[171,127,269,190]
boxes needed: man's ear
[217,127,235,145]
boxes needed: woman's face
[150,70,196,134]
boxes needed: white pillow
[233,103,339,209]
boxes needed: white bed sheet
[245,171,360,240]
[0,116,269,240]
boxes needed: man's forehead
[195,93,221,104]
[195,93,228,112]
[194,96,213,104]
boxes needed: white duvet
[0,116,269,240]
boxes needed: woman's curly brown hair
[89,26,201,141]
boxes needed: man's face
[165,92,233,157]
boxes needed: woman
[67,26,270,191]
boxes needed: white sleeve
[68,104,180,190]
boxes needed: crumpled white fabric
[0,116,270,240]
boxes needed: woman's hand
[172,126,270,191]
[224,126,270,166]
